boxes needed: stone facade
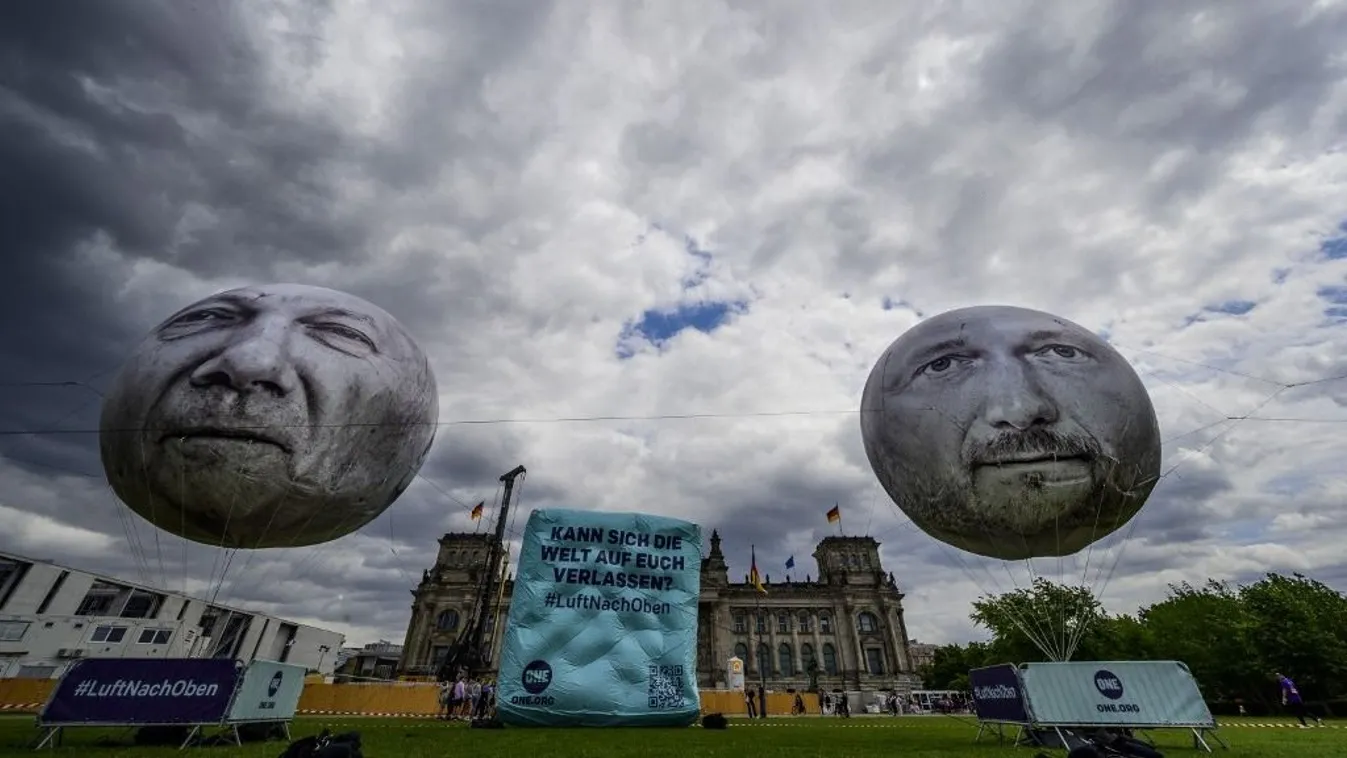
[398,530,921,692]
[907,640,938,672]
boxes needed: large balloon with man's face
[100,284,438,549]
[859,305,1162,560]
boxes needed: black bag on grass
[278,729,363,758]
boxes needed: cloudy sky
[2,1,1346,655]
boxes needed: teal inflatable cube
[495,508,703,727]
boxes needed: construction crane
[436,464,526,682]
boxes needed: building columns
[886,613,908,673]
[790,620,801,677]
[768,613,779,679]
[747,610,760,676]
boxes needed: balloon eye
[178,309,231,324]
[310,323,376,351]
[921,356,964,376]
[1041,345,1082,359]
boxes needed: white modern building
[0,550,345,679]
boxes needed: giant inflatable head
[859,305,1161,560]
[100,283,438,548]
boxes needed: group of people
[818,691,852,717]
[437,673,496,721]
[741,685,854,718]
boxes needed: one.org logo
[973,684,1018,701]
[522,660,553,695]
[1094,670,1124,700]
[267,672,284,698]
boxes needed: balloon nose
[189,331,295,396]
[982,366,1058,431]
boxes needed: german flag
[749,546,767,594]
[826,504,841,524]
[470,501,485,520]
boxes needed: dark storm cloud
[0,0,550,639]
[0,0,351,472]
[1126,465,1236,545]
[841,3,1347,300]
[978,5,1346,149]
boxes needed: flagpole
[752,545,766,694]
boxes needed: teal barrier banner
[1020,661,1215,728]
[496,509,702,727]
[225,660,307,723]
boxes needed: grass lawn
[0,714,1342,757]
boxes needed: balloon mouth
[161,428,292,455]
[971,456,1095,489]
[973,453,1093,468]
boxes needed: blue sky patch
[616,237,749,358]
[1210,300,1256,315]
[616,300,748,358]
[1318,285,1347,321]
[637,300,744,341]
[1317,285,1347,305]
[1183,299,1259,328]
[1322,222,1347,260]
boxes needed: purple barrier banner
[970,664,1032,724]
[40,657,243,726]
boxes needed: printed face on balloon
[100,284,438,548]
[859,306,1161,559]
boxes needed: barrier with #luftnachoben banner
[968,663,1034,746]
[39,657,241,727]
[36,657,309,750]
[970,663,1032,724]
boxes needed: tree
[1238,573,1347,701]
[970,577,1106,662]
[944,571,1347,706]
[918,641,992,690]
[1139,580,1260,702]
[1081,612,1153,662]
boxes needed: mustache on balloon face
[964,427,1102,468]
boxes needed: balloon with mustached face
[100,283,438,549]
[859,305,1162,560]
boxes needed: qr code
[648,664,684,709]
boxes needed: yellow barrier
[0,678,55,710]
[297,683,821,717]
[0,676,824,719]
[297,683,440,715]
[698,690,819,716]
